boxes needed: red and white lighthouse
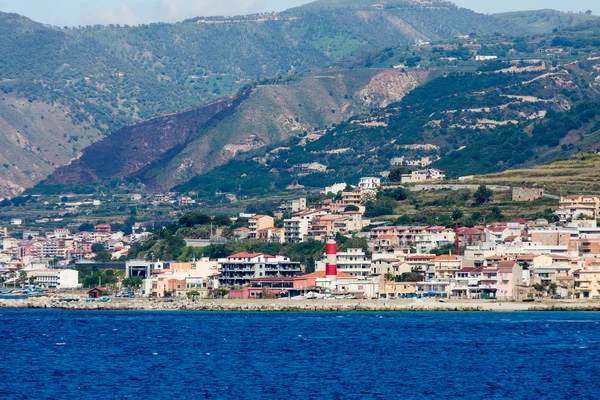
[325,238,338,280]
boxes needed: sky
[0,0,598,27]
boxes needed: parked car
[551,295,563,300]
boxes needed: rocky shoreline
[2,298,600,312]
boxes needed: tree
[92,244,112,262]
[179,212,211,227]
[79,223,94,232]
[389,167,409,182]
[473,185,492,205]
[452,209,464,221]
[122,276,143,289]
[586,10,592,15]
[344,205,360,212]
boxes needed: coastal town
[2,173,600,307]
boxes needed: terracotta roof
[460,228,483,235]
[377,235,395,240]
[234,227,250,231]
[497,261,517,268]
[434,255,458,261]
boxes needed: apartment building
[218,253,302,287]
[317,248,372,277]
[284,209,329,243]
[574,262,600,299]
[248,215,275,239]
[556,196,600,221]
[30,269,79,289]
[279,198,307,213]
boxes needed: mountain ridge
[1,2,598,196]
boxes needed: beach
[2,297,600,312]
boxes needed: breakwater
[2,298,600,312]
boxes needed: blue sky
[0,0,597,27]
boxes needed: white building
[32,269,79,289]
[316,248,372,277]
[322,183,348,195]
[218,252,302,287]
[359,177,382,191]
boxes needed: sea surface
[1,310,599,399]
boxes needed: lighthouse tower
[325,238,338,286]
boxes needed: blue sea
[1,310,599,399]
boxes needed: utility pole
[455,221,460,256]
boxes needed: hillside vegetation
[470,153,600,196]
[43,67,424,190]
[175,22,600,200]
[1,0,594,196]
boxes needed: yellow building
[381,281,417,299]
[574,263,600,299]
[558,196,600,220]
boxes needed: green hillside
[3,1,597,196]
[174,23,600,200]
[468,153,600,196]
[494,10,598,34]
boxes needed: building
[557,196,600,221]
[88,286,107,299]
[574,263,600,299]
[279,198,307,213]
[258,227,285,244]
[178,196,195,206]
[322,183,348,195]
[284,217,309,244]
[31,269,79,289]
[400,169,446,183]
[479,261,523,300]
[284,209,329,243]
[417,280,451,298]
[248,215,275,239]
[95,224,112,234]
[233,227,251,240]
[432,255,462,279]
[380,282,417,299]
[316,248,372,277]
[370,226,455,254]
[513,188,545,202]
[218,253,302,287]
[358,177,381,191]
[475,55,498,61]
[452,267,484,299]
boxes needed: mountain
[0,1,584,197]
[171,23,600,200]
[3,1,597,196]
[42,66,426,191]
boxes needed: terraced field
[470,153,600,196]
